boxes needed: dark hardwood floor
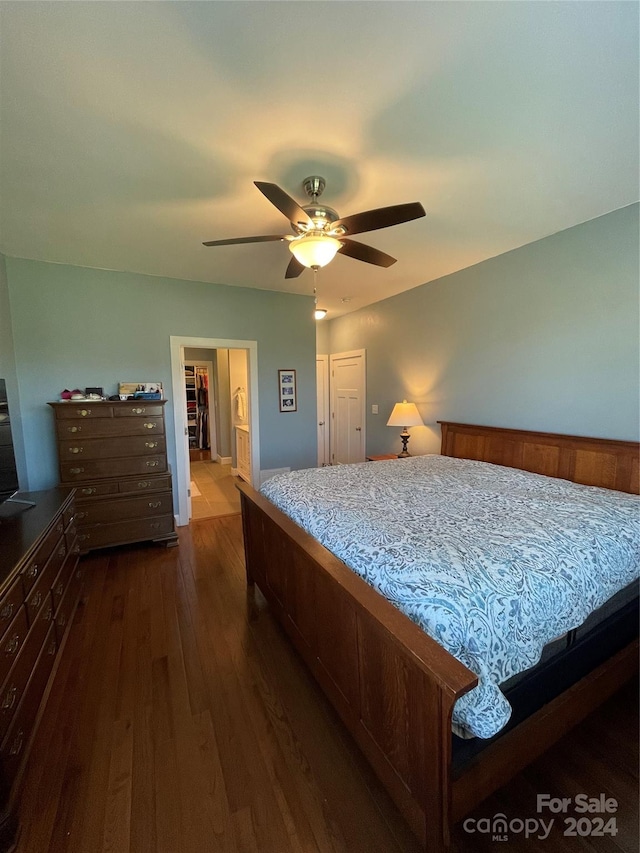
[15,515,639,852]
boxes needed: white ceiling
[1,2,638,318]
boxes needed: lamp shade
[289,234,341,268]
[386,400,424,427]
[314,308,328,320]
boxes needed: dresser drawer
[77,515,175,552]
[54,567,82,647]
[117,474,172,495]
[0,598,55,743]
[60,454,167,482]
[0,608,29,687]
[76,482,119,498]
[55,416,164,440]
[74,492,173,526]
[51,553,81,617]
[1,624,57,785]
[63,503,76,530]
[20,519,65,596]
[53,405,113,420]
[24,540,65,628]
[0,579,24,645]
[58,435,167,462]
[65,519,78,551]
[114,404,164,418]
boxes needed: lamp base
[397,429,411,458]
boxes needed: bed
[237,422,639,851]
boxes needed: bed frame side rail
[238,482,477,849]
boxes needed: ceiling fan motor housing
[295,204,341,234]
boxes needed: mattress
[260,455,640,738]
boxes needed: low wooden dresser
[48,400,178,553]
[0,488,82,851]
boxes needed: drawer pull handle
[55,583,64,596]
[73,544,81,555]
[1,603,14,621]
[81,487,97,496]
[76,511,87,520]
[26,564,39,580]
[145,441,158,449]
[70,467,85,475]
[67,425,82,433]
[30,591,42,609]
[48,640,57,656]
[46,607,53,622]
[75,569,82,579]
[143,422,157,429]
[57,521,64,533]
[9,729,24,757]
[2,686,17,710]
[78,533,90,542]
[148,501,162,509]
[58,544,66,557]
[57,615,67,629]
[77,409,91,417]
[68,446,84,454]
[150,522,161,530]
[146,461,159,468]
[132,407,145,415]
[5,635,20,655]
[137,481,151,488]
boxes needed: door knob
[318,421,325,426]
[355,427,362,431]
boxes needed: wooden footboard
[238,482,477,851]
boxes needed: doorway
[183,352,235,521]
[170,336,260,527]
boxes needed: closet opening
[169,336,259,528]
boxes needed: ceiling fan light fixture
[289,234,341,268]
[314,308,328,320]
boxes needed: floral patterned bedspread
[260,455,640,738]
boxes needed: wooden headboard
[438,422,639,494]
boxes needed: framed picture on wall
[278,369,297,412]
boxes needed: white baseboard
[217,455,232,465]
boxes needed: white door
[316,355,330,466]
[330,350,366,465]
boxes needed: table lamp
[386,400,424,457]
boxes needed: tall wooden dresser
[0,488,82,851]
[48,400,178,553]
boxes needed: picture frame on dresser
[48,400,178,553]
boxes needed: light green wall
[327,205,640,456]
[315,320,329,355]
[5,258,317,493]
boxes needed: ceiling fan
[202,176,426,279]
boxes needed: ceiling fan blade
[202,234,285,247]
[333,202,426,236]
[338,238,397,268]
[284,256,305,279]
[254,181,313,228]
